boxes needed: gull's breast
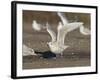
[50,45,65,54]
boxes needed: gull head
[47,42,69,54]
[47,42,54,49]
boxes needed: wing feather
[57,22,67,45]
[80,25,90,35]
[46,23,56,42]
[57,22,84,45]
[57,12,69,25]
[66,22,83,32]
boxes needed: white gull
[46,12,90,57]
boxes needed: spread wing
[57,12,69,25]
[57,22,84,45]
[32,20,42,31]
[46,22,56,42]
[79,25,90,35]
[66,22,84,32]
[57,22,68,45]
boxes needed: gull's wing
[63,22,90,35]
[23,44,37,56]
[57,22,84,45]
[32,20,42,31]
[57,12,69,25]
[66,22,84,32]
[57,22,67,45]
[46,22,56,42]
[79,25,90,35]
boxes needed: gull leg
[56,53,63,58]
[60,52,63,58]
[56,54,61,58]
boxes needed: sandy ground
[22,11,91,69]
[23,54,90,69]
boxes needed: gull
[23,44,37,56]
[46,22,69,57]
[57,12,90,35]
[32,20,42,31]
[46,12,90,57]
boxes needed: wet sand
[23,53,90,69]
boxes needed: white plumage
[57,12,69,24]
[32,20,42,31]
[46,12,90,57]
[31,12,90,57]
[46,22,56,42]
[23,44,37,56]
[80,25,91,35]
[46,22,69,56]
[57,12,90,35]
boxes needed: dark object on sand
[35,51,56,59]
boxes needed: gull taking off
[57,12,90,35]
[46,22,69,57]
[46,12,90,57]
